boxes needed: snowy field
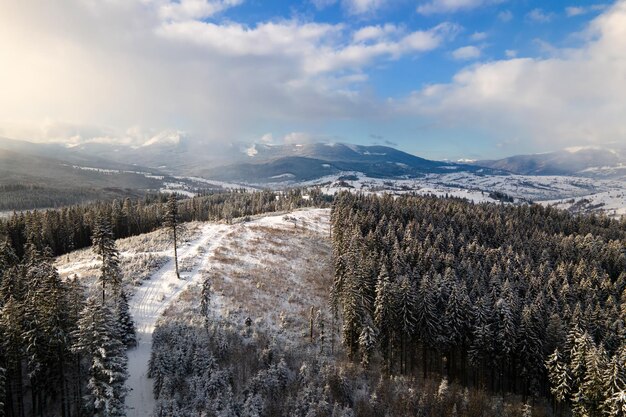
[56,208,332,417]
[295,171,626,218]
[297,171,617,200]
[541,189,626,218]
[55,223,203,293]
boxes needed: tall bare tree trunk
[173,223,180,279]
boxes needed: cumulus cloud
[565,4,607,17]
[353,24,400,42]
[0,1,454,145]
[526,8,554,23]
[402,0,626,149]
[158,0,244,21]
[311,0,338,10]
[417,0,504,15]
[497,10,513,22]
[452,45,481,60]
[470,31,488,41]
[310,0,386,15]
[344,0,387,15]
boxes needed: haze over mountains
[473,147,626,178]
[3,135,626,183]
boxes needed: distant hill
[196,143,500,183]
[473,147,626,178]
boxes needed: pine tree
[373,265,395,367]
[164,194,181,279]
[72,297,128,417]
[517,305,544,395]
[397,275,417,374]
[602,348,626,416]
[0,361,5,417]
[201,277,212,328]
[115,290,136,348]
[92,216,122,304]
[359,322,378,367]
[0,296,25,417]
[416,273,441,379]
[546,349,570,405]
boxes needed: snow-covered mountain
[473,146,626,178]
[194,142,505,182]
[1,136,625,218]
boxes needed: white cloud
[565,4,607,17]
[160,20,458,75]
[452,45,481,60]
[417,0,504,15]
[0,1,455,145]
[353,24,399,42]
[260,133,274,143]
[470,31,488,41]
[283,132,314,144]
[158,0,244,21]
[311,0,338,10]
[566,6,586,17]
[504,49,517,58]
[311,0,387,15]
[403,0,626,148]
[344,0,386,15]
[497,10,513,22]
[526,8,554,23]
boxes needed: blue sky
[0,0,624,160]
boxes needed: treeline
[0,217,135,417]
[331,193,626,414]
[0,188,329,259]
[0,188,328,417]
[148,279,553,417]
[0,184,145,211]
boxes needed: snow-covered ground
[126,222,230,417]
[56,208,332,417]
[541,189,626,218]
[295,171,625,217]
[296,171,611,200]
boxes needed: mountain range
[1,135,625,190]
[473,147,626,178]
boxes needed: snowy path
[125,223,230,417]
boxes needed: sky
[0,0,625,160]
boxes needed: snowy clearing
[56,208,332,417]
[125,222,230,417]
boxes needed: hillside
[474,147,626,178]
[54,208,333,416]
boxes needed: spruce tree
[164,194,181,279]
[201,277,212,328]
[72,297,128,417]
[373,265,395,367]
[0,364,4,417]
[92,216,122,304]
[115,290,136,348]
[358,322,377,367]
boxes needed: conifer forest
[0,189,625,417]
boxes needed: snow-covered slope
[125,222,230,416]
[56,208,332,417]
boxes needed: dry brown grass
[205,216,333,350]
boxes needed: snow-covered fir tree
[72,296,128,417]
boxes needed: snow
[270,173,296,179]
[181,176,259,192]
[294,171,625,207]
[541,190,626,218]
[122,208,330,416]
[125,222,230,416]
[246,144,258,157]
